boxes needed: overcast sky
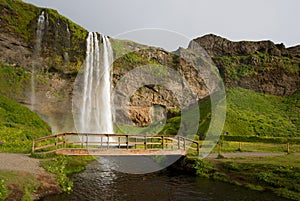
[24,0,300,51]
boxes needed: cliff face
[0,0,299,131]
[0,0,87,132]
[0,0,215,130]
[190,34,300,96]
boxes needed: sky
[24,0,300,51]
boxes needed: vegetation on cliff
[191,34,300,96]
[0,0,87,74]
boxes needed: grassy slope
[161,87,299,138]
[224,87,299,137]
[0,94,51,153]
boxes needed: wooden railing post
[218,143,222,155]
[55,135,58,150]
[107,134,109,149]
[135,137,137,149]
[177,136,180,150]
[126,135,129,150]
[183,137,186,150]
[144,135,147,150]
[63,133,66,148]
[32,140,35,153]
[85,134,88,148]
[161,136,164,149]
[118,137,120,149]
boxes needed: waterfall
[79,32,114,134]
[64,23,71,62]
[31,11,46,111]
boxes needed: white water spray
[31,11,45,110]
[78,32,114,134]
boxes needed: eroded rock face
[190,34,285,57]
[0,0,299,130]
[190,34,300,96]
[112,47,217,126]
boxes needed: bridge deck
[55,148,187,156]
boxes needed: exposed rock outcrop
[190,34,300,96]
[0,0,299,130]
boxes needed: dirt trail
[0,153,44,173]
[0,153,60,200]
[206,152,286,159]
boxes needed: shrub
[0,179,8,201]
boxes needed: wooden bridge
[32,133,200,156]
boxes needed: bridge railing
[32,133,200,155]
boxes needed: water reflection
[42,158,292,201]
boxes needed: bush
[0,179,8,201]
[193,159,216,178]
[41,156,73,193]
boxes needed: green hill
[161,87,300,139]
[0,95,51,153]
[224,87,299,137]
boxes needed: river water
[42,158,290,201]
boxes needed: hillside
[161,87,300,138]
[0,94,51,153]
[224,87,299,137]
[0,0,298,139]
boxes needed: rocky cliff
[0,0,216,130]
[190,34,300,96]
[0,0,299,132]
[0,0,87,132]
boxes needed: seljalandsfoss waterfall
[74,32,114,134]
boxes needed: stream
[42,157,290,201]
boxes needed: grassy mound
[0,95,51,153]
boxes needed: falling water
[31,11,45,110]
[64,23,71,62]
[79,32,114,134]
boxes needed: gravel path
[207,152,286,159]
[0,153,45,174]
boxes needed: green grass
[224,87,299,137]
[217,155,300,200]
[212,141,300,153]
[110,38,148,59]
[158,87,299,140]
[0,170,38,201]
[0,95,51,153]
[189,154,300,200]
